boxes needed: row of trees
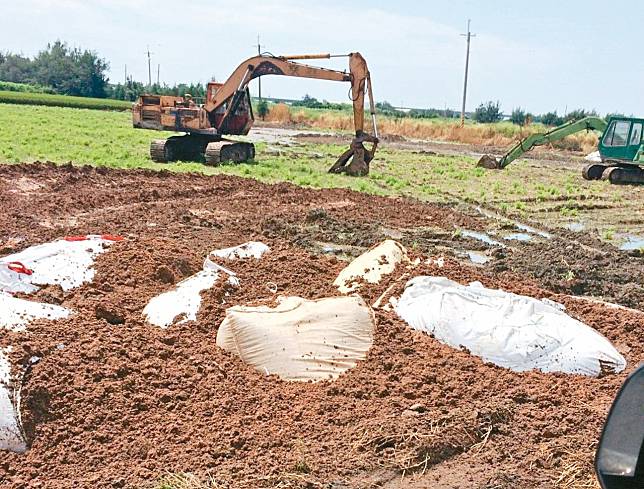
[0,41,208,101]
[473,101,621,127]
[291,96,606,127]
[106,79,207,102]
[290,97,460,120]
[0,41,109,98]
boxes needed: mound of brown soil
[0,163,641,488]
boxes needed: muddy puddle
[619,234,644,251]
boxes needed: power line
[460,19,476,127]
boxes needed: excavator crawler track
[582,163,607,181]
[150,135,212,163]
[150,139,173,163]
[204,141,255,166]
[601,165,644,185]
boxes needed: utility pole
[157,63,160,85]
[124,64,127,85]
[460,19,475,127]
[253,34,262,99]
[146,45,153,87]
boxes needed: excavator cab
[599,118,643,163]
[206,81,254,136]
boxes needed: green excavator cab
[599,117,644,163]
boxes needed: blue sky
[2,0,642,115]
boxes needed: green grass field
[0,102,641,237]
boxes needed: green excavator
[478,116,644,184]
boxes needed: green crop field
[0,90,132,110]
[0,102,641,238]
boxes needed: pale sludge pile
[334,239,408,293]
[394,276,626,377]
[217,295,375,382]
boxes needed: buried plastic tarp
[0,292,70,332]
[209,241,270,261]
[334,240,408,293]
[0,234,122,294]
[217,295,375,382]
[395,276,626,377]
[144,242,270,328]
[0,348,26,453]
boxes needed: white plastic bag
[144,241,270,328]
[0,292,70,332]
[0,349,26,453]
[395,276,626,377]
[217,295,375,382]
[208,241,270,261]
[0,234,122,294]
[143,270,220,328]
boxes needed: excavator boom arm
[497,116,607,168]
[204,53,376,138]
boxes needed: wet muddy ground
[288,128,644,245]
[0,163,642,488]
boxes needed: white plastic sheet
[143,270,219,328]
[0,292,70,332]
[0,348,26,453]
[217,295,375,382]
[208,241,270,261]
[334,240,408,293]
[0,234,120,453]
[395,276,626,377]
[144,241,270,328]
[0,234,121,294]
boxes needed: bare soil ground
[0,163,642,488]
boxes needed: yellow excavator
[132,52,378,176]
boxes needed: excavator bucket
[328,135,378,177]
[477,154,503,169]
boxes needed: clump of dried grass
[263,104,598,154]
[351,406,512,477]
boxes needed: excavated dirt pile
[0,163,642,489]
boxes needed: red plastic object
[7,261,33,275]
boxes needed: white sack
[0,292,70,332]
[217,295,374,381]
[0,235,121,294]
[0,349,26,453]
[144,241,270,328]
[395,276,626,377]
[334,240,408,293]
